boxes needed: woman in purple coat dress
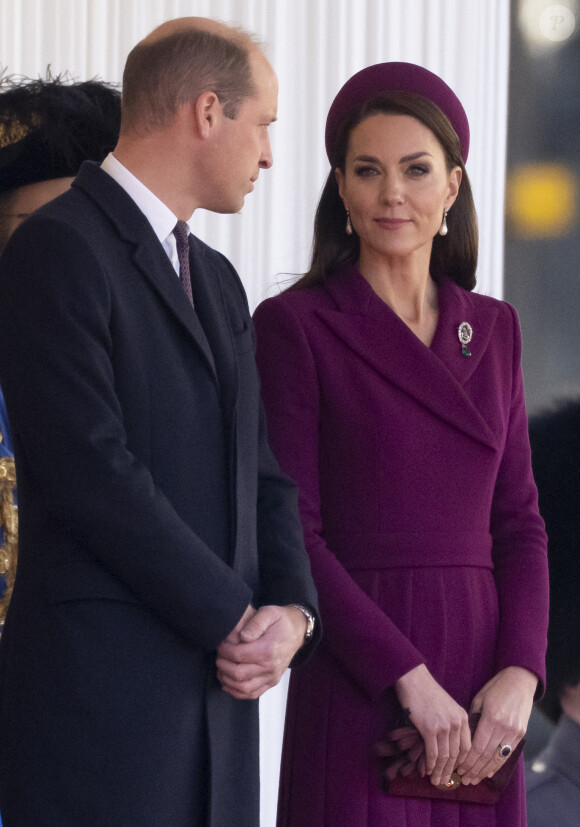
[253,63,549,826]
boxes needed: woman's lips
[373,218,410,229]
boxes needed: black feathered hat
[0,73,121,194]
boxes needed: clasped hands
[216,603,307,700]
[378,663,537,788]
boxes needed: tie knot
[173,220,189,247]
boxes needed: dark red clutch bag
[377,712,524,804]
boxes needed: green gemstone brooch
[458,322,473,357]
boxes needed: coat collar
[73,162,218,382]
[187,236,239,415]
[318,265,499,450]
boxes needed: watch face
[290,604,315,640]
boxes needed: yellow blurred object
[506,162,577,238]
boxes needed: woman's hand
[395,664,471,787]
[456,666,538,786]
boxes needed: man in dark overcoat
[0,17,318,827]
[0,74,122,629]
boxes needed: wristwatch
[289,603,316,645]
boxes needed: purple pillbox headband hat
[325,61,470,163]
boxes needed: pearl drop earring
[345,209,353,236]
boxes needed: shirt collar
[100,153,194,244]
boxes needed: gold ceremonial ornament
[0,117,33,149]
[0,456,18,627]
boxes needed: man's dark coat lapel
[74,162,218,381]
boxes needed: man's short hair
[0,73,121,194]
[121,26,259,136]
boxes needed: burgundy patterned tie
[173,220,194,305]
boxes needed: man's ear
[193,91,221,139]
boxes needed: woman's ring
[498,744,513,759]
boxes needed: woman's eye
[408,164,430,176]
[354,166,378,178]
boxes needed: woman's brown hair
[292,91,478,291]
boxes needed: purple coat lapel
[318,267,499,450]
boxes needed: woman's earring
[439,208,448,236]
[345,209,353,236]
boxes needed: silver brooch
[458,322,473,357]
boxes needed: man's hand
[222,603,258,644]
[216,604,307,700]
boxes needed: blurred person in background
[526,399,580,826]
[0,70,121,827]
[0,73,122,629]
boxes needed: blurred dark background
[506,2,580,765]
[504,0,579,415]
